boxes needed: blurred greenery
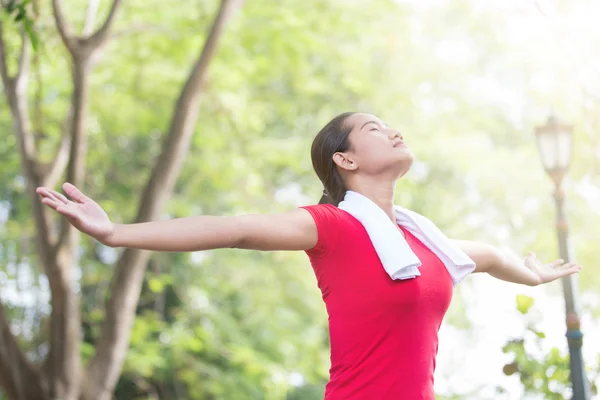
[1,0,599,399]
[1,0,38,49]
[502,295,599,399]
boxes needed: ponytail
[311,112,355,206]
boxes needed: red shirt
[301,204,453,400]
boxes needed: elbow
[194,215,245,251]
[230,234,245,249]
[228,216,250,249]
[480,245,506,274]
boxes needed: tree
[0,0,243,398]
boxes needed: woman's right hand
[36,182,115,245]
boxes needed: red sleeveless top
[301,204,453,400]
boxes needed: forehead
[346,113,383,130]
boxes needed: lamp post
[534,114,590,400]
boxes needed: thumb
[63,182,89,203]
[524,252,537,267]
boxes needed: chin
[395,155,414,177]
[397,151,415,165]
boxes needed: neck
[346,178,397,222]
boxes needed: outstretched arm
[452,240,581,286]
[37,183,318,252]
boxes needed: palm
[36,183,114,242]
[524,252,581,285]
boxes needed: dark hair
[311,112,356,206]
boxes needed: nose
[388,130,403,140]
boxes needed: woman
[37,112,581,399]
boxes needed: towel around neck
[338,190,475,287]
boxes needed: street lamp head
[535,113,573,181]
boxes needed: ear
[332,152,358,171]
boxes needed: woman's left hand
[524,252,582,285]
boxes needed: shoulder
[301,203,344,220]
[299,204,351,256]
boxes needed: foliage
[2,0,38,49]
[501,295,599,399]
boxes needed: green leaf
[5,1,17,13]
[529,328,546,339]
[516,294,534,315]
[13,9,24,22]
[24,19,38,51]
[81,342,95,363]
[148,277,164,293]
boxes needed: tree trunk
[1,0,243,399]
[45,55,94,400]
[82,2,244,398]
[0,18,53,400]
[0,300,48,400]
[0,0,122,398]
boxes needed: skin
[36,113,581,286]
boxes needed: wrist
[523,266,542,286]
[498,250,542,286]
[100,223,119,247]
[525,276,542,287]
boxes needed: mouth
[393,140,407,148]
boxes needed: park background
[0,0,599,399]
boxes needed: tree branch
[41,1,124,392]
[51,0,76,53]
[41,59,93,400]
[87,0,123,48]
[56,60,91,252]
[0,298,48,399]
[43,109,72,188]
[82,0,101,36]
[82,1,244,399]
[15,28,31,85]
[40,2,126,394]
[3,7,83,399]
[33,38,44,148]
[0,11,56,262]
[0,20,11,87]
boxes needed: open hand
[524,252,582,285]
[36,183,115,244]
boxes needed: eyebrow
[360,121,380,130]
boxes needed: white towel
[338,190,475,287]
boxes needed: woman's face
[337,113,414,177]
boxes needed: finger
[559,262,579,270]
[56,205,79,220]
[525,252,537,262]
[36,187,53,199]
[555,266,581,278]
[41,197,61,210]
[63,182,88,203]
[571,263,582,271]
[41,197,79,220]
[548,259,565,268]
[49,189,69,204]
[37,187,66,204]
[45,189,68,205]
